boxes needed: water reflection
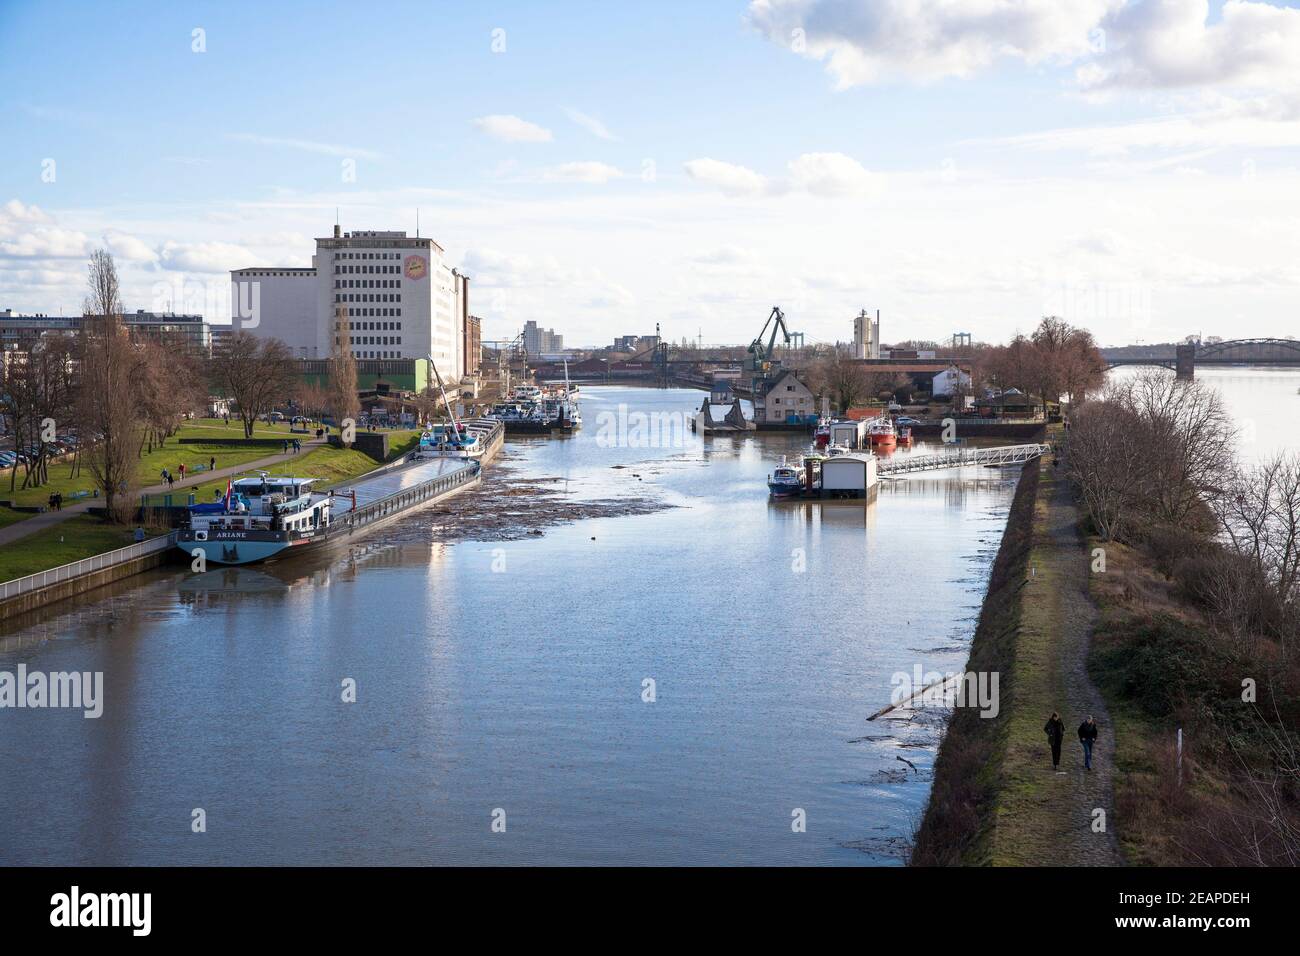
[0,386,1023,866]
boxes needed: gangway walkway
[877,443,1050,476]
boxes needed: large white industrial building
[230,226,469,380]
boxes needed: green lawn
[0,441,279,509]
[1,418,426,511]
[2,430,424,581]
[0,505,31,529]
[0,514,155,583]
[149,431,420,506]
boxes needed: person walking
[178,463,186,480]
[1078,716,1099,770]
[1044,711,1066,770]
[209,456,215,472]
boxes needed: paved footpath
[0,439,325,549]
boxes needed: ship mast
[427,355,462,443]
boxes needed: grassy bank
[2,434,421,584]
[176,436,418,505]
[2,438,280,510]
[911,457,1041,864]
[0,514,161,583]
[1088,533,1300,865]
[916,437,1299,866]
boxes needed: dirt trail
[1001,471,1120,865]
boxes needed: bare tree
[983,334,1035,394]
[326,305,360,442]
[77,250,143,522]
[294,380,329,422]
[1214,452,1300,627]
[209,332,298,438]
[1063,395,1149,540]
[1118,369,1236,526]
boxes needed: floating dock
[771,443,1050,503]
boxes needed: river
[0,386,1024,865]
[1,373,1290,865]
[1153,366,1300,463]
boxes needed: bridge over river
[1100,338,1300,379]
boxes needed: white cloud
[542,161,624,184]
[1079,0,1300,92]
[564,108,619,141]
[747,0,1120,86]
[227,133,384,160]
[472,114,554,143]
[787,151,878,196]
[0,225,91,259]
[0,199,51,226]
[683,158,771,195]
[748,0,1300,98]
[103,230,159,263]
[970,98,1300,155]
[158,241,261,274]
[684,153,877,198]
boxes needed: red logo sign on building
[403,255,427,280]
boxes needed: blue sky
[3,0,1299,346]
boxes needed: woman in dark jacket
[1044,712,1066,769]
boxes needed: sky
[1,0,1299,348]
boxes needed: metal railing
[910,416,1046,426]
[339,462,481,533]
[0,532,178,601]
[878,443,1051,476]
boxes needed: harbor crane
[748,304,793,390]
[748,306,791,375]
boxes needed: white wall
[230,269,319,357]
[233,231,466,374]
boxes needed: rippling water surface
[1,386,1028,865]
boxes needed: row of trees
[1064,371,1236,540]
[803,355,912,411]
[977,316,1107,414]
[0,250,362,522]
[1066,368,1298,647]
[798,316,1106,414]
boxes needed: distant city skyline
[3,1,1299,348]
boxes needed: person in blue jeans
[1078,716,1099,770]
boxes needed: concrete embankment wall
[910,457,1041,865]
[0,549,181,623]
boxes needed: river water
[1111,365,1300,464]
[2,374,1289,868]
[0,386,1024,865]
[2,374,1289,865]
